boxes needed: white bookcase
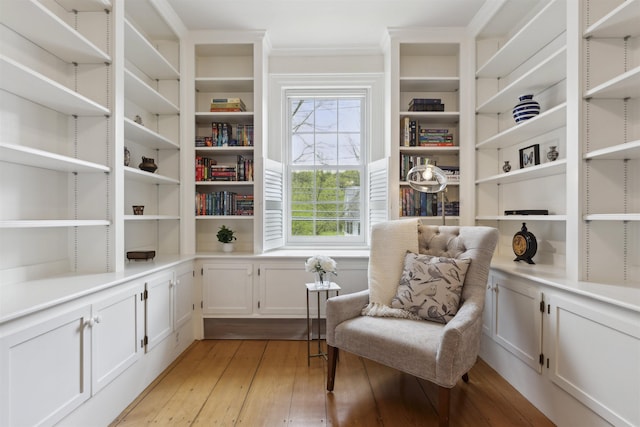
[474,0,568,274]
[581,0,640,284]
[386,28,473,224]
[0,0,114,282]
[189,32,267,254]
[122,2,181,263]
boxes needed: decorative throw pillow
[391,252,471,324]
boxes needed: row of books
[441,165,460,183]
[400,154,459,181]
[400,188,439,217]
[210,97,246,112]
[409,98,445,112]
[195,191,254,216]
[399,188,460,217]
[195,155,253,182]
[196,123,254,147]
[401,119,455,147]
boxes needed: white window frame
[268,73,385,249]
[285,89,368,246]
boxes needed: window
[286,90,367,245]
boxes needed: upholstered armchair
[326,220,498,427]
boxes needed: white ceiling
[165,0,488,51]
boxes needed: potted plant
[217,225,236,252]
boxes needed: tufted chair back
[417,225,496,309]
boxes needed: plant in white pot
[217,225,236,253]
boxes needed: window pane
[291,99,314,131]
[315,134,337,165]
[291,134,315,165]
[338,133,360,165]
[315,99,337,132]
[338,99,361,132]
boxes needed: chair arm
[436,296,484,387]
[325,289,370,346]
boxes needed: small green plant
[216,225,237,243]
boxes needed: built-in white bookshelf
[388,31,468,223]
[123,1,181,261]
[192,38,264,254]
[0,0,113,282]
[474,0,568,270]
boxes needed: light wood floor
[111,340,554,427]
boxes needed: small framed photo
[519,144,540,168]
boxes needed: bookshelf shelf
[584,66,640,99]
[583,214,640,222]
[195,112,254,125]
[476,47,566,114]
[195,77,254,93]
[399,111,460,123]
[123,215,181,221]
[124,118,180,150]
[0,0,111,64]
[399,146,460,154]
[0,143,110,174]
[196,181,254,187]
[399,77,459,92]
[476,103,567,150]
[476,215,567,222]
[124,19,179,80]
[54,0,112,12]
[584,140,640,160]
[0,220,111,229]
[124,69,179,114]
[475,159,566,185]
[124,167,180,185]
[583,0,640,38]
[476,0,565,78]
[0,55,110,116]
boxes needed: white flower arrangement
[305,255,337,280]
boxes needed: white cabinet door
[91,283,145,394]
[145,270,174,351]
[548,294,640,427]
[492,273,544,373]
[175,264,194,329]
[202,263,253,315]
[481,275,494,337]
[0,306,91,427]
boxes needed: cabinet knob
[86,315,101,327]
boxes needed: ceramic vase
[139,156,157,173]
[547,146,559,161]
[503,161,512,173]
[512,94,540,124]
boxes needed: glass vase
[314,272,330,289]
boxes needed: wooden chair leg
[438,386,450,427]
[462,372,469,383]
[326,345,338,391]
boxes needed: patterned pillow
[391,252,471,323]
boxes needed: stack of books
[409,98,445,112]
[210,97,246,112]
[418,128,454,146]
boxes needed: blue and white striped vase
[512,94,540,124]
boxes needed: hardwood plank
[326,351,383,427]
[150,340,242,426]
[111,340,217,426]
[192,340,268,426]
[363,358,440,426]
[286,343,326,426]
[235,340,300,426]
